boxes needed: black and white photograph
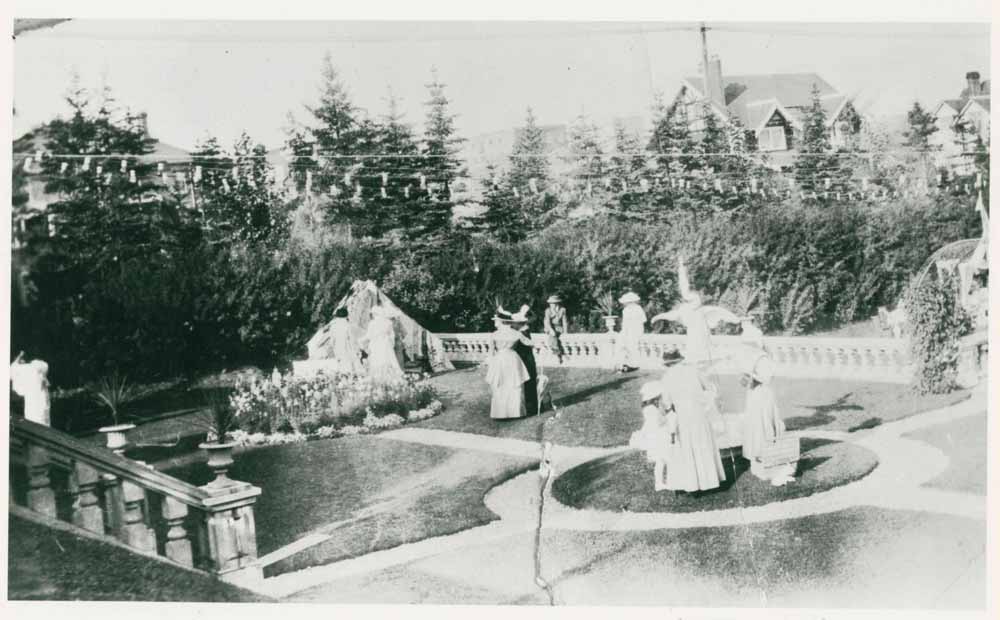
[5,3,995,613]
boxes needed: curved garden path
[255,385,986,599]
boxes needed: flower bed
[224,369,443,447]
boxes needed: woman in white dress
[485,321,530,419]
[740,350,796,485]
[660,347,726,493]
[617,292,647,372]
[363,306,406,386]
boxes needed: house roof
[683,73,845,129]
[15,123,190,163]
[962,97,991,114]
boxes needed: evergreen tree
[192,132,288,245]
[793,84,848,197]
[565,113,605,182]
[286,54,373,236]
[697,102,728,175]
[40,82,191,273]
[903,101,939,151]
[508,107,550,190]
[416,72,465,244]
[606,120,651,219]
[648,93,698,178]
[421,68,466,188]
[480,164,527,243]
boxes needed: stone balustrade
[9,417,263,586]
[436,332,915,383]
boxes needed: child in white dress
[629,381,678,491]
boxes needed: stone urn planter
[98,423,136,455]
[602,315,618,333]
[199,441,238,488]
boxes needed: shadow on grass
[848,417,883,433]
[553,375,638,409]
[785,393,864,431]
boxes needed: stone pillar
[26,445,57,517]
[161,496,194,567]
[120,480,157,553]
[70,461,105,534]
[200,481,263,585]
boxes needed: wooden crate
[759,436,800,468]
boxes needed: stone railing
[9,417,263,586]
[437,332,915,383]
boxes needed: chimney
[136,112,149,137]
[966,71,981,96]
[704,55,725,106]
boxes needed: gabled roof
[961,97,991,114]
[682,73,846,129]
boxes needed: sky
[12,20,991,152]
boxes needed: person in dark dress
[498,304,539,416]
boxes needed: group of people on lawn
[482,256,794,492]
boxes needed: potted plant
[198,392,240,488]
[595,293,617,332]
[92,372,143,454]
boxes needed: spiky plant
[91,372,143,426]
[595,292,616,316]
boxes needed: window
[757,126,787,152]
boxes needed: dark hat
[661,346,684,366]
[334,307,349,318]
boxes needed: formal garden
[8,57,990,604]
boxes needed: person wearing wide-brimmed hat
[485,320,531,419]
[617,291,646,372]
[543,295,568,365]
[629,380,678,491]
[739,346,796,486]
[496,304,540,416]
[658,346,726,493]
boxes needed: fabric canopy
[307,280,455,373]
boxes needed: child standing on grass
[629,381,678,491]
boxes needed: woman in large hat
[485,318,531,419]
[617,291,647,372]
[497,303,540,416]
[659,346,727,493]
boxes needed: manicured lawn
[167,435,538,577]
[420,366,970,447]
[551,438,878,513]
[518,506,986,608]
[7,515,270,602]
[904,413,987,495]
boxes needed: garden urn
[603,315,618,333]
[98,423,136,455]
[200,441,238,488]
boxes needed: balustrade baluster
[120,480,157,553]
[161,496,194,567]
[26,444,57,517]
[69,461,105,534]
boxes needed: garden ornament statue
[650,256,744,364]
[10,353,51,426]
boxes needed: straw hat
[546,295,563,304]
[619,291,641,304]
[639,381,662,402]
[661,346,684,366]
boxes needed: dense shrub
[905,273,974,394]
